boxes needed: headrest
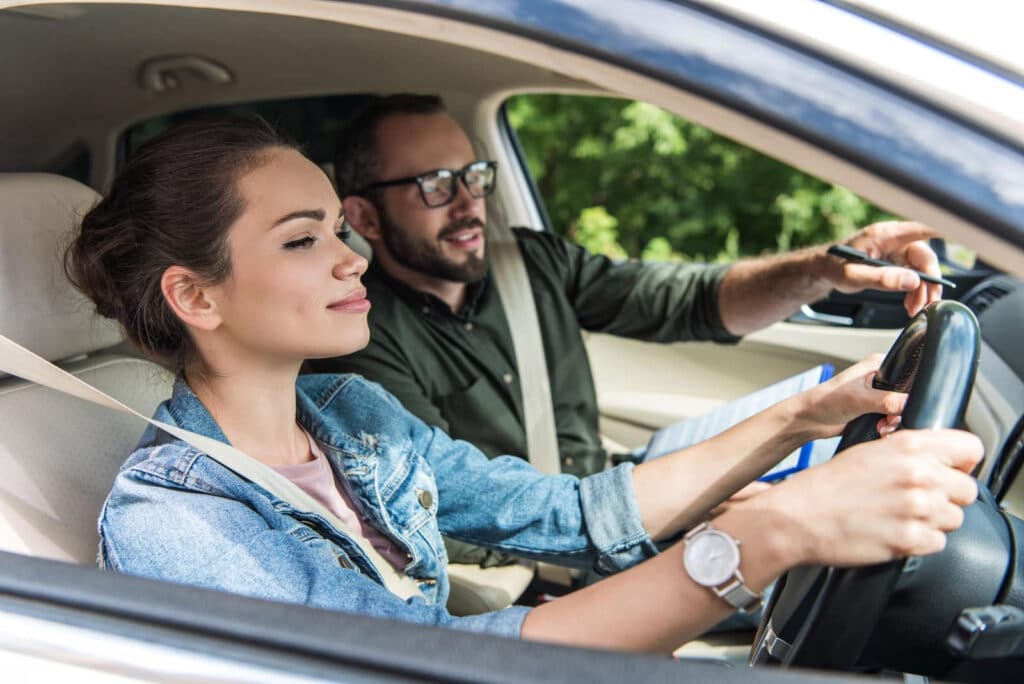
[0,173,123,362]
[318,161,373,261]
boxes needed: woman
[68,115,980,653]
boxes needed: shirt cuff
[448,605,532,639]
[704,262,743,344]
[578,463,659,575]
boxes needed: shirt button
[464,322,474,332]
[564,456,575,466]
[503,373,513,384]
[417,489,434,509]
[421,306,430,315]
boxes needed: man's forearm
[717,245,833,336]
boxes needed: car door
[502,93,926,453]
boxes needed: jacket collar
[161,372,376,459]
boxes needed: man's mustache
[438,218,485,240]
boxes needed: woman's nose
[333,241,369,280]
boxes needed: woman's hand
[791,354,907,441]
[734,428,982,568]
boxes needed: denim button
[417,489,433,509]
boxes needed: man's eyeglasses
[359,160,498,208]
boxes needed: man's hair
[333,94,447,198]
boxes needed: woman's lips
[328,289,371,314]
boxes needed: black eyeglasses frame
[358,160,498,208]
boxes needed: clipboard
[642,364,839,481]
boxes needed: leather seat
[0,173,173,563]
[0,171,534,613]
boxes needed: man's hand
[826,221,943,316]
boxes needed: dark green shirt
[310,228,737,478]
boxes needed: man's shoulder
[510,226,567,251]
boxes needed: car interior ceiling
[2,2,1024,681]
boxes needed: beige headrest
[0,173,122,362]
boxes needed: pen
[827,244,956,288]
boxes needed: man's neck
[375,253,468,313]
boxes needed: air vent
[960,275,1017,315]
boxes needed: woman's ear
[343,195,382,241]
[161,265,222,332]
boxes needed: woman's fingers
[768,428,983,567]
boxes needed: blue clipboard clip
[758,363,835,482]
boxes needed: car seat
[0,173,173,564]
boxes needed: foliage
[506,95,897,262]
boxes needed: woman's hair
[65,113,296,371]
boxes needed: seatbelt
[488,226,561,475]
[0,333,422,600]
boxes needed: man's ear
[343,195,382,241]
[160,265,222,332]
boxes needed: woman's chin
[312,332,371,360]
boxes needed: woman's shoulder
[297,372,421,441]
[115,438,246,498]
[299,372,406,413]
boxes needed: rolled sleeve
[449,605,532,638]
[578,463,659,575]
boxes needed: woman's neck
[184,362,312,467]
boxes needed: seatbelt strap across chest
[488,225,561,475]
[0,333,423,600]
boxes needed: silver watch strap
[718,574,763,612]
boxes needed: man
[309,94,942,566]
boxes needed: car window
[120,94,373,168]
[504,94,898,263]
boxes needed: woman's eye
[283,235,317,250]
[336,228,352,243]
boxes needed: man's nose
[448,177,481,216]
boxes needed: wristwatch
[683,522,763,612]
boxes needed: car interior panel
[1,0,1023,681]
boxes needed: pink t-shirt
[273,431,408,572]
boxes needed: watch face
[684,530,740,587]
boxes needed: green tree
[505,95,896,262]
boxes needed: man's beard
[378,206,488,284]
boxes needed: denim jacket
[98,373,658,638]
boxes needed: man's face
[369,112,487,283]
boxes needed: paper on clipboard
[643,364,840,481]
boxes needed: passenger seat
[0,173,173,564]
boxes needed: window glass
[120,95,372,167]
[505,94,898,262]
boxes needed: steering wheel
[750,300,984,672]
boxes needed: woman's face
[209,147,371,364]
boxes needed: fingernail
[900,272,919,289]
